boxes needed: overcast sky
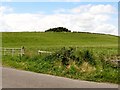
[0,1,118,35]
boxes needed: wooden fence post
[12,49,14,57]
[21,46,25,57]
[21,48,23,57]
[4,48,6,56]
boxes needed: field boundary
[38,50,53,55]
[3,47,24,57]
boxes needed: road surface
[2,67,118,88]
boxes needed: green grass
[2,47,119,84]
[2,32,118,48]
[2,32,119,84]
[2,32,118,57]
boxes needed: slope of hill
[2,32,118,50]
[2,32,119,84]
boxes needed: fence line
[3,47,24,57]
[2,47,54,56]
[38,50,53,55]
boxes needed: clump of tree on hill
[45,27,71,32]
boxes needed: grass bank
[3,47,119,84]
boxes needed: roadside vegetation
[2,31,119,84]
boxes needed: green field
[2,32,118,56]
[2,32,118,49]
[2,32,119,84]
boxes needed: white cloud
[0,6,13,14]
[94,23,117,35]
[70,4,116,14]
[54,8,66,14]
[0,4,118,36]
[89,4,116,14]
[71,4,91,13]
[1,13,45,31]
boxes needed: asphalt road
[2,67,118,88]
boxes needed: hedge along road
[2,67,118,88]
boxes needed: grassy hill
[2,32,118,56]
[2,32,119,84]
[2,32,118,49]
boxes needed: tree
[45,27,71,32]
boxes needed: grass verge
[2,47,119,84]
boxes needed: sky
[0,1,118,35]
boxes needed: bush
[44,47,97,66]
[77,50,96,66]
[45,27,71,32]
[83,50,96,66]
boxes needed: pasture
[2,32,119,84]
[2,32,118,50]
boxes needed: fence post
[12,49,14,57]
[21,46,25,57]
[21,48,22,57]
[4,48,6,56]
